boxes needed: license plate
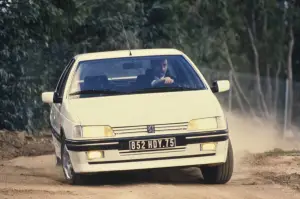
[129,137,176,150]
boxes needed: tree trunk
[286,25,294,135]
[247,26,270,118]
[266,64,273,117]
[273,61,282,119]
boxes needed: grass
[241,148,300,166]
[263,148,300,157]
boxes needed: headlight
[187,117,227,131]
[73,125,115,138]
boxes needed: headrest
[84,75,108,83]
[136,74,145,81]
[83,75,109,90]
[97,75,108,83]
[145,68,153,75]
[84,76,99,83]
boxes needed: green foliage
[0,0,300,134]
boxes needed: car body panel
[44,48,231,174]
[67,90,223,127]
[69,140,229,173]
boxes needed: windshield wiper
[133,86,199,93]
[69,89,125,96]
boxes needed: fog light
[201,143,217,151]
[87,151,104,160]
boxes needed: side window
[55,58,75,97]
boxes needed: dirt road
[1,113,300,199]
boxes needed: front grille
[112,122,188,135]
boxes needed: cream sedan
[41,48,233,185]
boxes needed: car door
[51,58,75,156]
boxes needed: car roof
[74,48,185,62]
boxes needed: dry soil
[1,112,300,199]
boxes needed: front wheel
[61,138,85,185]
[200,139,234,184]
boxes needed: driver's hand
[164,77,174,84]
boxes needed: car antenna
[118,12,132,56]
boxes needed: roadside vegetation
[1,0,300,134]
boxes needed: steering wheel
[152,81,179,88]
[166,82,179,87]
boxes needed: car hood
[67,90,224,126]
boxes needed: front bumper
[65,130,229,173]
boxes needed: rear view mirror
[211,80,230,93]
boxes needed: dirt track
[1,113,300,199]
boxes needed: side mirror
[211,80,230,93]
[41,91,62,104]
[41,92,54,104]
[53,92,62,103]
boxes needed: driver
[150,58,174,87]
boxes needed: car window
[68,55,206,98]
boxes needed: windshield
[68,55,207,98]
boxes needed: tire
[200,139,234,184]
[61,134,85,185]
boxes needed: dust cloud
[226,111,300,156]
